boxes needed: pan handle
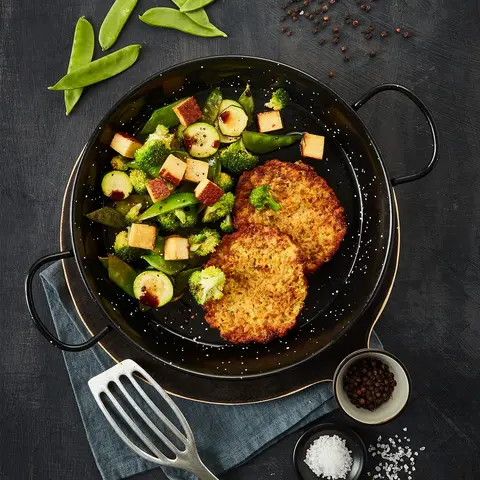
[25,251,111,352]
[352,84,439,186]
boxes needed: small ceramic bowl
[293,423,366,480]
[333,349,411,425]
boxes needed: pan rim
[69,55,394,379]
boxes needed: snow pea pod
[108,255,137,297]
[238,84,254,127]
[139,8,225,38]
[141,255,187,275]
[139,99,185,135]
[49,44,141,90]
[202,88,222,124]
[99,0,138,51]
[172,0,224,34]
[64,17,94,115]
[180,0,215,13]
[139,192,199,221]
[85,206,127,228]
[242,131,302,154]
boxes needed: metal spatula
[88,359,218,480]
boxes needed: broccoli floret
[134,139,170,173]
[129,169,149,194]
[188,228,221,257]
[113,231,145,263]
[174,206,198,228]
[219,140,259,176]
[189,266,226,305]
[216,172,234,192]
[202,192,235,223]
[125,203,142,225]
[111,155,129,171]
[157,212,181,233]
[249,185,280,211]
[265,88,290,111]
[220,214,234,233]
[147,124,175,149]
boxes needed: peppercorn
[403,31,410,38]
[292,15,297,21]
[328,71,334,78]
[332,26,340,34]
[367,25,374,32]
[380,31,388,38]
[332,36,340,44]
[340,45,347,52]
[304,0,310,5]
[329,0,335,4]
[287,9,293,14]
[323,15,329,21]
[365,33,373,40]
[321,5,329,12]
[287,31,293,36]
[280,16,286,22]
[313,27,319,33]
[319,38,327,45]
[343,56,350,62]
[395,27,401,33]
[352,19,360,27]
[295,7,301,13]
[281,26,288,32]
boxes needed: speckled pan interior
[70,56,394,378]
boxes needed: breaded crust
[233,160,347,273]
[204,225,307,344]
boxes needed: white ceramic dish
[333,349,411,425]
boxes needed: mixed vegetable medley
[86,84,325,310]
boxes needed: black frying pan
[26,56,438,378]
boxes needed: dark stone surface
[1,0,479,479]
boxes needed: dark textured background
[1,0,479,478]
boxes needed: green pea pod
[172,0,222,32]
[139,8,226,38]
[180,0,215,13]
[173,267,202,297]
[238,84,254,127]
[99,257,109,269]
[49,44,141,90]
[85,206,127,228]
[108,255,137,297]
[114,194,152,215]
[99,0,139,51]
[139,99,185,135]
[151,236,165,256]
[64,17,94,115]
[142,255,187,275]
[139,192,199,221]
[242,131,302,155]
[208,155,221,183]
[202,88,222,125]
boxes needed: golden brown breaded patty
[233,160,347,273]
[204,225,307,344]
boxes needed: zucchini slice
[219,99,241,110]
[133,271,173,307]
[176,124,187,142]
[183,122,220,159]
[101,171,133,200]
[218,105,248,137]
[214,119,238,144]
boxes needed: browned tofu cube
[159,154,186,186]
[300,133,325,160]
[184,158,209,183]
[128,224,157,250]
[146,178,171,203]
[194,179,224,206]
[172,97,202,126]
[257,111,283,133]
[164,235,189,261]
[110,133,142,158]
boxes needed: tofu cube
[300,133,325,160]
[159,154,186,186]
[128,224,157,250]
[110,133,142,158]
[172,97,202,126]
[164,235,189,261]
[146,178,171,203]
[194,179,224,206]
[184,158,209,183]
[257,111,283,133]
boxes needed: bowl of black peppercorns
[333,349,411,425]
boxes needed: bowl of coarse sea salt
[293,423,366,480]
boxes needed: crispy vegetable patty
[233,160,347,273]
[204,225,307,344]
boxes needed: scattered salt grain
[304,434,353,479]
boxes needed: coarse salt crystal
[304,434,353,479]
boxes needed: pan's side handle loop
[352,84,439,186]
[25,251,111,352]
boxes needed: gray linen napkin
[40,261,381,480]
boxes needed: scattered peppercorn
[340,45,347,52]
[281,26,288,32]
[280,16,286,22]
[328,71,334,78]
[332,37,340,44]
[304,0,310,5]
[295,7,301,13]
[367,25,374,32]
[287,31,293,36]
[344,15,352,25]
[365,32,373,40]
[313,27,318,33]
[329,0,335,4]
[343,357,397,411]
[343,56,350,62]
[332,26,340,34]
[323,21,329,27]
[319,38,327,45]
[395,27,401,33]
[321,5,329,12]
[323,15,329,21]
[380,31,388,38]
[403,31,410,38]
[352,19,360,27]
[368,50,377,57]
